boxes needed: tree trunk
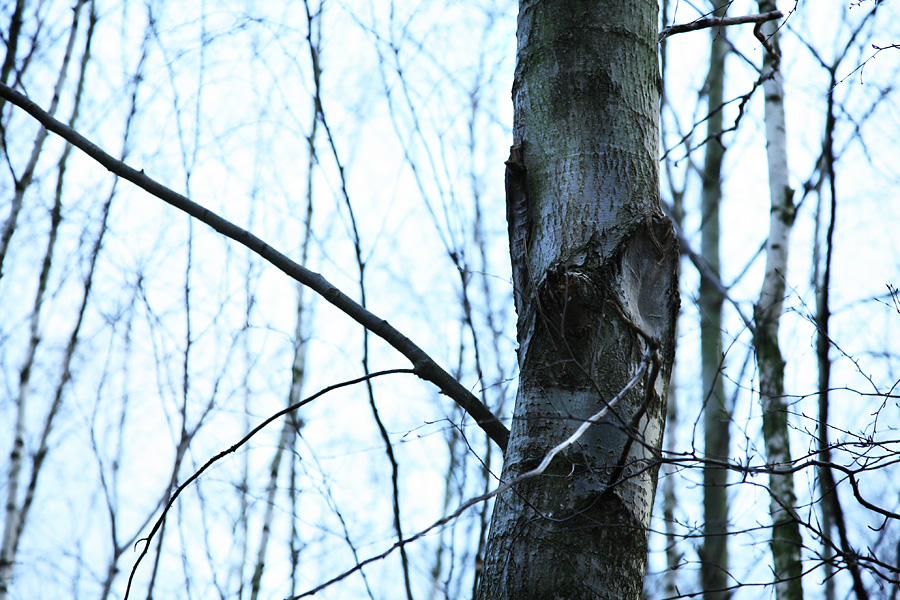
[477,1,679,598]
[699,6,730,599]
[754,2,803,598]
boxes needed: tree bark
[754,2,803,598]
[477,1,679,598]
[699,5,730,598]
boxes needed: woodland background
[2,0,900,598]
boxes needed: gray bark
[699,6,730,598]
[754,2,803,598]
[477,1,679,598]
[658,2,684,593]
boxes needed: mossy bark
[699,5,730,598]
[477,1,679,598]
[754,1,804,598]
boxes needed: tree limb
[0,82,510,452]
[659,10,783,42]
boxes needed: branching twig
[124,368,415,600]
[286,351,653,599]
[660,201,755,332]
[659,10,783,42]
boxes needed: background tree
[753,1,804,597]
[698,3,731,598]
[651,1,900,598]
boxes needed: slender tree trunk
[0,0,25,112]
[814,81,836,600]
[815,67,869,600]
[658,1,684,593]
[753,2,803,599]
[699,6,730,598]
[477,2,679,598]
[0,5,89,597]
[0,0,86,277]
[249,47,317,595]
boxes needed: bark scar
[505,144,530,250]
[505,143,532,337]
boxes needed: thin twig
[287,351,652,599]
[660,201,755,333]
[659,10,783,42]
[123,369,415,600]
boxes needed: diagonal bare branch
[0,82,510,452]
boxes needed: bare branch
[0,82,510,453]
[288,351,653,600]
[660,201,755,333]
[659,10,783,42]
[125,368,415,600]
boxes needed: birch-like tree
[753,2,803,598]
